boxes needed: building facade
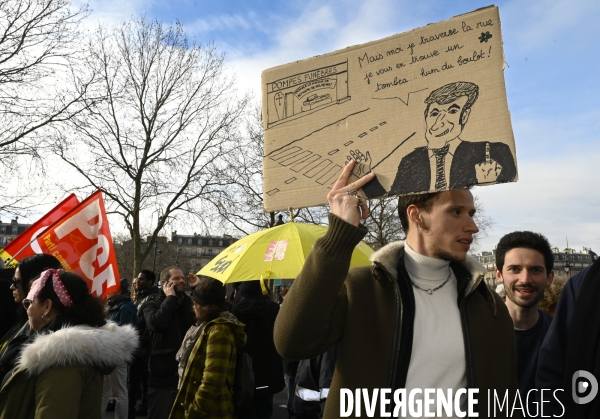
[169,232,237,275]
[0,218,33,247]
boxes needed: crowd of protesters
[1,161,599,418]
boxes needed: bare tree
[470,195,494,253]
[53,17,249,277]
[363,197,404,249]
[0,0,90,162]
[209,107,328,235]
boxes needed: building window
[188,238,192,245]
[209,239,213,246]
[197,248,202,255]
[207,248,212,255]
[219,240,223,247]
[178,238,182,244]
[0,226,4,233]
[11,227,17,234]
[186,248,191,256]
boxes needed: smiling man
[275,162,518,418]
[495,231,554,416]
[363,81,517,198]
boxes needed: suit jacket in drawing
[362,140,517,198]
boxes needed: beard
[430,245,464,262]
[421,220,467,263]
[505,284,545,309]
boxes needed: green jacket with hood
[0,322,138,419]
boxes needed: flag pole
[1,231,46,267]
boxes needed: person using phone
[142,266,194,419]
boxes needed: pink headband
[26,269,74,307]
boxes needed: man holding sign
[274,161,517,418]
[363,81,517,197]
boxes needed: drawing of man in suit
[360,81,517,198]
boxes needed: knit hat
[192,278,226,306]
[239,280,263,299]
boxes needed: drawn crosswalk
[265,120,387,196]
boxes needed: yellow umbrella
[197,221,374,285]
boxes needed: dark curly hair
[18,254,62,295]
[495,231,554,274]
[36,270,106,327]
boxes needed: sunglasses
[22,299,34,310]
[11,277,21,288]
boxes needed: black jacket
[294,342,340,418]
[536,264,592,416]
[233,297,285,397]
[142,291,194,387]
[135,287,159,350]
[0,317,29,382]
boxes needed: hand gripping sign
[35,190,119,298]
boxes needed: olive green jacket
[274,214,518,418]
[170,312,246,419]
[0,322,138,419]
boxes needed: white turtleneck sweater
[402,244,467,418]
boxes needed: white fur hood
[17,322,138,376]
[369,240,487,296]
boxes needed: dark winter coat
[107,295,138,327]
[135,286,159,351]
[294,342,340,418]
[275,214,518,418]
[0,272,17,340]
[233,297,285,397]
[143,291,195,387]
[0,315,28,381]
[536,262,595,417]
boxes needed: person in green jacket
[0,269,138,419]
[275,161,518,418]
[170,278,246,419]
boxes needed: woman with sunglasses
[0,254,62,379]
[0,269,138,419]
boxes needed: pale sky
[10,0,600,254]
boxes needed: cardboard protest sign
[262,6,517,212]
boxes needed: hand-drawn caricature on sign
[261,6,518,212]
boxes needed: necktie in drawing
[432,144,450,191]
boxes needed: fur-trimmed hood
[370,240,486,296]
[17,322,138,376]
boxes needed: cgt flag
[0,194,80,268]
[34,190,120,299]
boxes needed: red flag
[0,194,80,267]
[33,190,120,298]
